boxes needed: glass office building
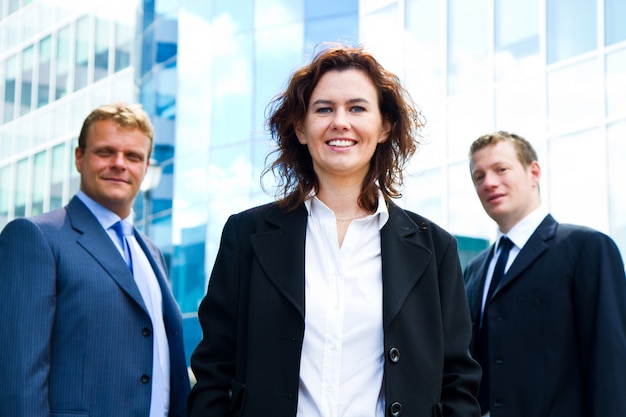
[1,0,625,362]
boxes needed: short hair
[264,44,424,212]
[469,130,538,168]
[77,102,154,157]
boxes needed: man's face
[470,140,541,233]
[75,119,151,218]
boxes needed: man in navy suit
[0,103,189,417]
[464,130,626,417]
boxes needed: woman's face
[295,69,390,183]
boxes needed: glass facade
[1,0,625,363]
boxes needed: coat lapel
[465,247,494,320]
[381,203,433,329]
[251,204,308,318]
[66,197,147,310]
[492,214,556,298]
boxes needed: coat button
[142,327,152,337]
[388,347,400,363]
[141,374,150,383]
[389,401,402,416]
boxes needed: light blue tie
[113,220,133,271]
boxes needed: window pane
[494,0,540,80]
[605,0,626,45]
[549,129,608,232]
[606,48,626,119]
[75,16,90,91]
[94,18,109,82]
[447,0,489,94]
[20,45,35,116]
[31,151,46,215]
[495,75,544,138]
[15,158,28,218]
[547,59,601,132]
[55,25,71,100]
[0,165,11,227]
[37,35,52,108]
[4,55,17,123]
[607,121,626,257]
[50,143,65,210]
[547,0,596,64]
[115,21,133,72]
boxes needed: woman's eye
[315,107,332,114]
[351,106,365,113]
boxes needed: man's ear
[75,147,83,173]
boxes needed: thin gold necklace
[335,212,372,222]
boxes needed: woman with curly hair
[188,45,481,417]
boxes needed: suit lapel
[66,197,147,310]
[492,214,556,298]
[381,203,433,329]
[251,204,308,318]
[466,247,494,321]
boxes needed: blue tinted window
[605,0,626,45]
[37,36,52,108]
[547,0,596,64]
[494,0,540,80]
[74,16,90,90]
[94,18,110,82]
[305,0,357,19]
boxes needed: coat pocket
[229,379,247,416]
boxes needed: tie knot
[114,220,133,237]
[498,236,513,253]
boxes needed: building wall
[2,0,625,363]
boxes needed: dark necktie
[477,236,513,414]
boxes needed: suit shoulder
[395,205,454,240]
[2,207,69,236]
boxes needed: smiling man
[464,130,626,417]
[0,103,190,417]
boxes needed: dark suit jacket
[0,196,190,417]
[464,214,626,417]
[188,201,481,417]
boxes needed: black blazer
[188,201,481,417]
[464,214,626,417]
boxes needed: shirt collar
[304,189,389,230]
[497,205,548,250]
[76,190,134,230]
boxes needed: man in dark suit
[464,130,626,417]
[0,103,190,417]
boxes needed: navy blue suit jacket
[0,196,190,417]
[464,214,626,417]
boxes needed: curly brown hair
[263,45,424,212]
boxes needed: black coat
[464,214,626,417]
[188,201,481,417]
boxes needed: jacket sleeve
[439,234,482,417]
[0,219,56,417]
[572,231,626,416]
[187,215,245,417]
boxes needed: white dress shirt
[480,205,549,314]
[297,193,389,417]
